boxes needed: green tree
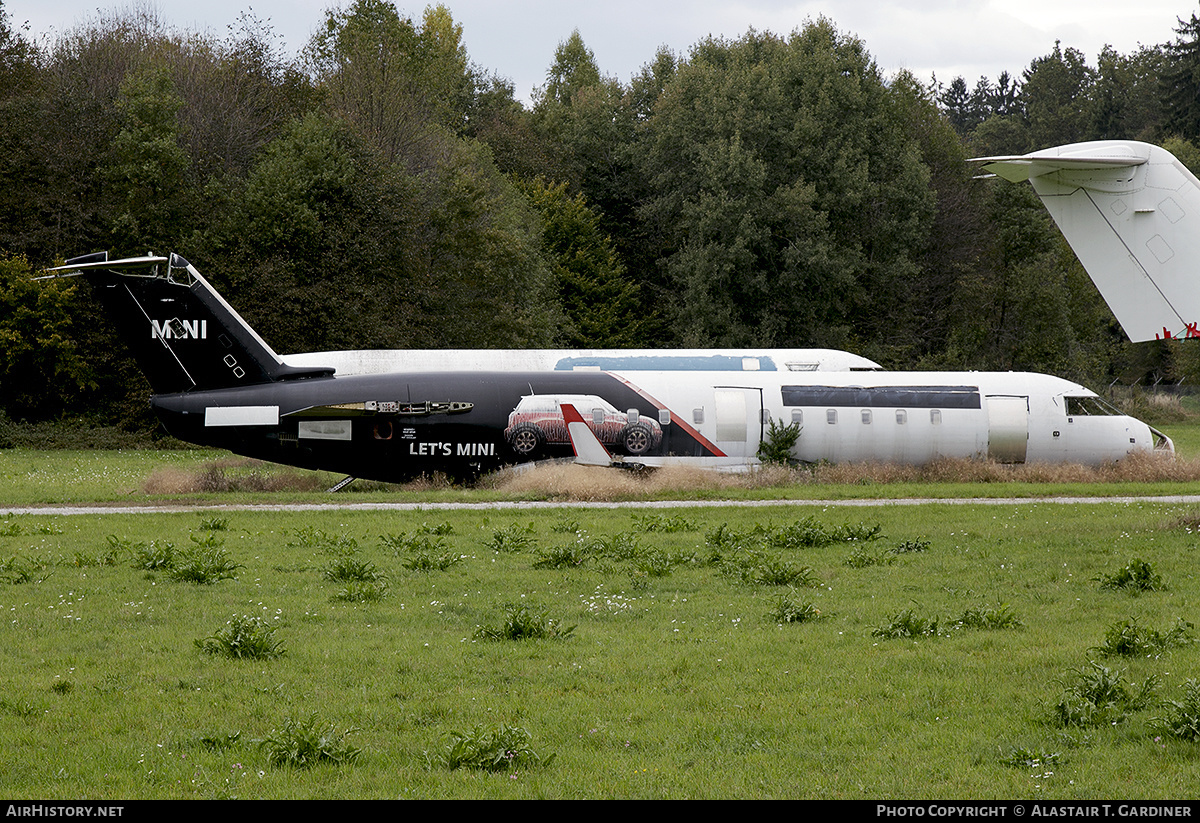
[203,111,423,353]
[532,29,640,247]
[172,12,315,180]
[101,65,190,251]
[520,178,647,346]
[1162,13,1200,140]
[208,110,557,353]
[536,29,602,107]
[885,71,989,366]
[305,0,479,160]
[1021,42,1096,149]
[0,255,93,420]
[1090,44,1165,141]
[636,20,933,349]
[945,180,1110,378]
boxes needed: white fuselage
[577,369,1168,468]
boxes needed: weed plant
[955,604,1024,630]
[1091,618,1194,658]
[260,715,361,768]
[474,603,576,641]
[532,542,591,569]
[196,614,285,660]
[332,580,388,602]
[1096,558,1166,593]
[844,545,896,568]
[381,532,464,572]
[127,538,177,571]
[720,551,821,587]
[766,594,822,624]
[874,604,1023,637]
[288,527,358,554]
[0,555,43,584]
[322,555,383,584]
[167,544,243,584]
[443,723,554,772]
[892,538,930,554]
[0,697,40,718]
[487,524,536,553]
[1051,662,1159,728]
[197,731,242,752]
[400,547,464,573]
[873,608,942,639]
[631,513,698,533]
[1154,680,1200,742]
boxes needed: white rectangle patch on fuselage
[298,420,353,441]
[204,406,280,427]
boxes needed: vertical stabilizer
[974,141,1200,343]
[41,253,333,393]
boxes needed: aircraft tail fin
[973,140,1200,342]
[559,404,615,467]
[41,252,334,394]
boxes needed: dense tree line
[3,0,1200,433]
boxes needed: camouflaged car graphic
[504,394,662,457]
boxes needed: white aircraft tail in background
[975,141,1200,343]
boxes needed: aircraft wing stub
[560,403,619,467]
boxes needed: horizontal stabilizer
[560,403,614,467]
[973,143,1149,182]
[972,141,1200,342]
[46,253,172,272]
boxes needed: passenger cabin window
[826,409,838,424]
[861,409,871,424]
[791,409,803,424]
[930,409,942,425]
[896,410,907,424]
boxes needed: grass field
[3,424,1200,799]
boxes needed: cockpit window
[1065,396,1120,416]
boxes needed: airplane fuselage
[149,367,1167,482]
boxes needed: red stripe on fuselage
[603,373,727,458]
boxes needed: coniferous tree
[1162,13,1200,140]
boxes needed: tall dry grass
[487,451,1200,501]
[140,452,1200,501]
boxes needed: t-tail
[40,252,333,393]
[974,141,1200,343]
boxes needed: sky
[3,0,1197,104]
